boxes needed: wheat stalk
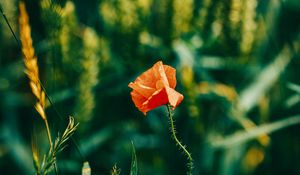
[19,1,52,148]
[40,116,78,175]
[19,3,81,174]
[76,27,100,126]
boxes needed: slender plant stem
[166,105,193,175]
[40,82,86,161]
[2,3,73,175]
[43,118,59,175]
[0,3,20,45]
[44,118,53,148]
[1,3,84,164]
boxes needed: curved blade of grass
[130,141,138,175]
[287,82,300,94]
[238,46,292,112]
[211,114,300,149]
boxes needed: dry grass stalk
[40,116,78,174]
[19,1,52,147]
[32,136,40,172]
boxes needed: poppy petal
[131,63,160,88]
[128,82,156,98]
[130,90,147,109]
[165,87,184,109]
[140,88,169,115]
[128,60,184,115]
[163,65,176,88]
[152,61,170,87]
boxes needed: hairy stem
[166,105,193,175]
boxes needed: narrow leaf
[130,141,138,175]
[287,82,300,94]
[211,115,300,149]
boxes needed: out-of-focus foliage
[0,0,300,174]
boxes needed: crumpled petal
[132,61,173,88]
[152,61,170,87]
[165,86,184,109]
[130,90,147,110]
[128,60,184,115]
[140,88,169,115]
[132,63,160,88]
[137,87,184,115]
[128,82,156,98]
[163,65,176,88]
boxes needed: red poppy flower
[128,61,184,115]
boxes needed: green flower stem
[166,104,193,175]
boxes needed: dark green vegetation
[0,0,300,174]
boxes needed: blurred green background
[0,0,300,174]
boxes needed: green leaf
[130,141,138,175]
[287,82,300,94]
[211,114,300,149]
